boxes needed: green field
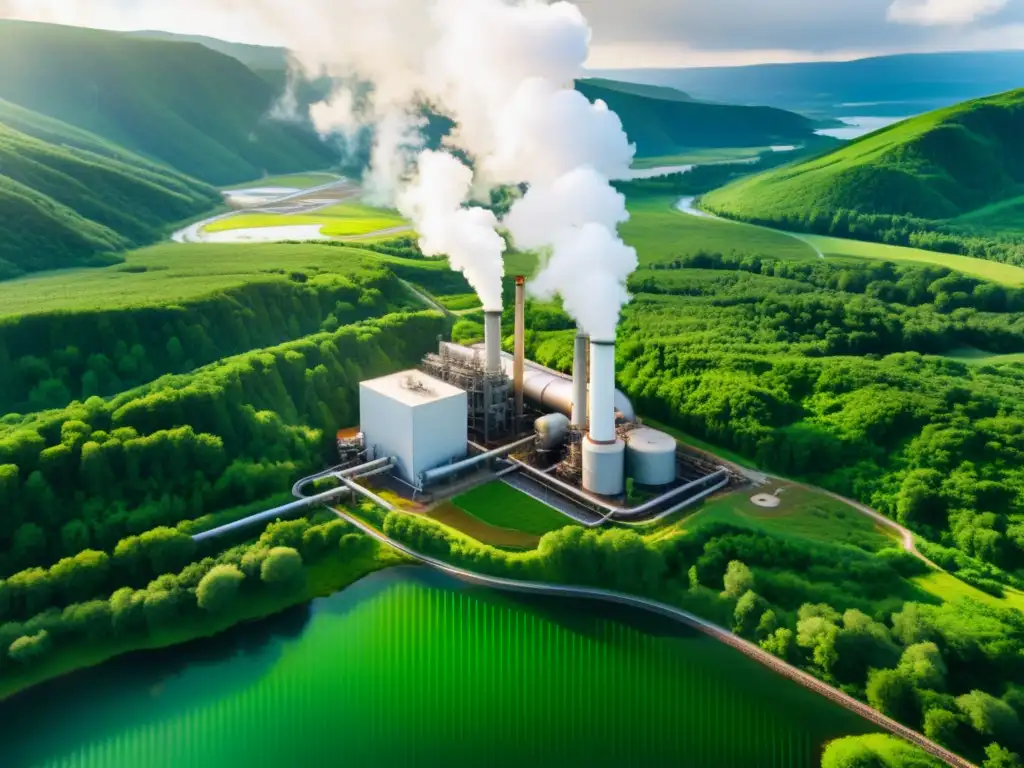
[0,242,411,318]
[676,486,899,553]
[943,347,1024,365]
[453,482,575,537]
[204,202,408,238]
[913,570,1024,612]
[225,172,341,190]
[631,148,771,169]
[623,196,819,265]
[800,233,1024,286]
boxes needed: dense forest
[0,310,446,579]
[0,260,408,413]
[515,245,1024,596]
[702,89,1024,265]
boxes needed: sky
[0,0,1022,68]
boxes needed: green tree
[760,628,794,660]
[923,708,961,748]
[866,668,919,724]
[899,642,947,690]
[8,630,50,666]
[956,691,1020,741]
[260,547,304,589]
[196,565,245,613]
[722,560,754,598]
[733,590,764,635]
[984,744,1022,768]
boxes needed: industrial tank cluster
[357,275,679,498]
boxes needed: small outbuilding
[359,370,468,486]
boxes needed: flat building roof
[360,369,465,407]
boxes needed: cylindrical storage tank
[582,437,625,496]
[626,428,677,487]
[484,310,502,376]
[588,340,616,443]
[534,413,570,452]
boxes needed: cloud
[888,0,1010,25]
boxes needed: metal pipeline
[508,457,730,520]
[420,435,536,488]
[439,342,635,422]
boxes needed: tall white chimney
[571,329,588,428]
[484,310,502,377]
[588,339,616,442]
[582,337,625,496]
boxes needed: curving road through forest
[329,505,975,768]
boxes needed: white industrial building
[359,370,468,485]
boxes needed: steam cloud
[225,0,635,328]
[4,0,640,328]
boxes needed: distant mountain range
[589,51,1024,118]
[0,20,336,186]
[576,79,828,158]
[0,99,219,279]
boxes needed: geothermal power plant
[345,276,732,524]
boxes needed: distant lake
[816,116,907,141]
[0,568,878,767]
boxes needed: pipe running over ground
[328,506,975,768]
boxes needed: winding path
[330,505,975,768]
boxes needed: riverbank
[0,544,410,703]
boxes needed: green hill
[575,78,823,158]
[0,100,220,278]
[0,20,336,185]
[127,30,290,71]
[701,89,1024,263]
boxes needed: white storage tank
[626,428,677,487]
[535,413,570,452]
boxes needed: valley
[0,12,1022,768]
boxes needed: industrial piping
[439,342,635,423]
[419,435,537,488]
[514,276,526,421]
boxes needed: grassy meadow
[799,233,1024,286]
[623,196,819,265]
[453,482,575,537]
[0,242,398,318]
[203,201,408,238]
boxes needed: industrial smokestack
[582,337,625,496]
[572,329,588,428]
[588,339,616,442]
[514,276,526,419]
[484,310,502,377]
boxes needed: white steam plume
[398,151,506,313]
[15,0,641,325]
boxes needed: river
[0,568,877,768]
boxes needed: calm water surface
[0,568,877,767]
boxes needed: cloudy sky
[1,0,1022,67]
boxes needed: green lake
[0,567,877,767]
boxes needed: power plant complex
[347,276,733,524]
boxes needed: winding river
[0,568,877,768]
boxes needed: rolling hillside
[703,89,1024,223]
[0,100,220,278]
[590,51,1024,117]
[0,20,336,185]
[575,79,823,158]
